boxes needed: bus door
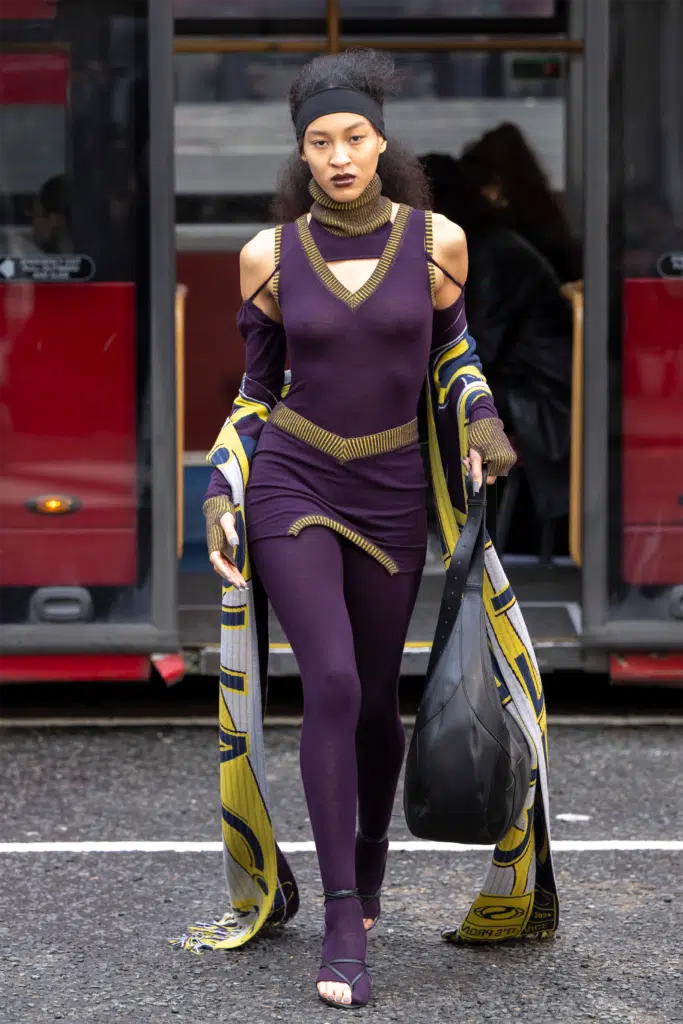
[173,0,584,673]
[582,0,683,680]
[0,0,177,680]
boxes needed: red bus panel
[177,251,243,452]
[0,52,66,104]
[622,279,683,585]
[0,1,161,640]
[0,1,56,19]
[0,654,149,684]
[0,283,137,587]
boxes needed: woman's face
[301,112,386,202]
[480,175,508,209]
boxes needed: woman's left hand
[463,449,497,491]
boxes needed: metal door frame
[0,0,178,654]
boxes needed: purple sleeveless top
[278,207,433,435]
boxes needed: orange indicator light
[28,495,79,515]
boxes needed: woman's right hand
[209,511,248,589]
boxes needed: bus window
[173,1,560,24]
[610,0,683,617]
[0,1,154,627]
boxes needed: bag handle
[427,471,487,676]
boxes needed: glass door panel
[0,1,159,630]
[607,0,683,623]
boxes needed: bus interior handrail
[561,279,584,568]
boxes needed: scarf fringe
[444,927,556,945]
[169,913,246,954]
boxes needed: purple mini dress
[244,208,437,574]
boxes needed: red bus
[1,0,681,685]
[0,0,179,681]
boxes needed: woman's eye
[350,135,364,143]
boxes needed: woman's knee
[357,691,402,734]
[302,656,361,723]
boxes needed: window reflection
[618,0,683,281]
[611,0,683,618]
[174,50,566,221]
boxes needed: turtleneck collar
[308,174,393,237]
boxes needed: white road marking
[0,840,681,854]
[556,813,592,822]
[1,715,682,729]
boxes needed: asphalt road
[1,725,681,1024]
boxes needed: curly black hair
[460,123,581,281]
[272,50,431,221]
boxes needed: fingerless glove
[468,417,517,477]
[203,495,235,557]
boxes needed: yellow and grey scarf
[172,342,558,953]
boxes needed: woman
[460,122,582,285]
[422,152,572,533]
[175,51,557,1010]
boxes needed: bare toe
[326,981,352,1005]
[318,981,349,1004]
[363,917,375,931]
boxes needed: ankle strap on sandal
[323,887,359,902]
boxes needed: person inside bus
[421,151,573,543]
[0,174,71,257]
[30,174,71,254]
[180,50,556,1010]
[460,121,582,285]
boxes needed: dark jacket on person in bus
[421,153,573,524]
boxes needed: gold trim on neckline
[296,204,411,311]
[424,210,437,306]
[272,224,282,309]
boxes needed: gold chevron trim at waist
[287,515,399,575]
[270,403,418,462]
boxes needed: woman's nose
[330,146,351,166]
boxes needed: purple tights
[250,527,424,991]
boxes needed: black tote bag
[404,474,532,845]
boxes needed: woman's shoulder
[429,211,467,253]
[240,227,279,273]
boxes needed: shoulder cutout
[429,212,468,303]
[241,226,282,308]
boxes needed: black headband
[294,86,385,140]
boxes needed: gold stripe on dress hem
[287,515,399,575]
[270,403,418,462]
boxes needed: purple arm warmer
[204,302,287,506]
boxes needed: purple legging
[250,526,425,894]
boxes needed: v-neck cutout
[296,204,411,311]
